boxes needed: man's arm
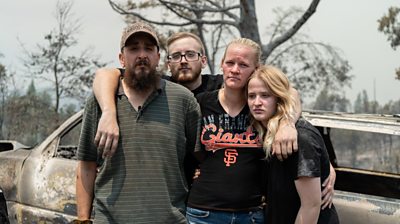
[92,68,121,158]
[76,161,97,220]
[185,95,204,162]
[294,177,321,224]
[272,87,301,161]
[321,163,336,209]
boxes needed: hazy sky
[1,0,399,107]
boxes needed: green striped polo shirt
[77,79,201,223]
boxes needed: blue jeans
[186,207,264,224]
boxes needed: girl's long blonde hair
[246,65,296,158]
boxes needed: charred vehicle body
[0,110,399,223]
[302,111,400,224]
[0,112,82,223]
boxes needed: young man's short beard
[171,70,201,85]
[124,69,160,92]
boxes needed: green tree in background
[352,89,400,114]
[0,61,7,140]
[353,90,381,114]
[313,88,350,112]
[2,80,77,145]
[353,93,364,113]
[381,99,400,114]
[3,81,54,145]
[0,57,15,140]
[378,6,400,80]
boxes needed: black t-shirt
[265,118,339,224]
[183,75,223,187]
[191,74,223,95]
[187,90,266,211]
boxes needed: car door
[8,112,82,224]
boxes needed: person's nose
[231,63,240,74]
[180,54,188,63]
[138,48,148,59]
[254,96,262,106]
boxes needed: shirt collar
[117,77,164,97]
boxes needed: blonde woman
[186,38,302,223]
[246,65,339,224]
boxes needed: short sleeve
[185,94,202,155]
[296,122,324,178]
[77,94,101,162]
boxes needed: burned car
[0,110,399,223]
[302,110,400,224]
[0,111,82,223]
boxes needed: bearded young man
[75,22,201,223]
[164,32,223,94]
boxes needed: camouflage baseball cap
[120,21,160,50]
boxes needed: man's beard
[171,66,201,85]
[124,61,160,92]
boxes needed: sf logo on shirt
[224,149,238,167]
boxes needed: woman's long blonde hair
[246,65,296,158]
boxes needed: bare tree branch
[204,0,240,21]
[108,0,192,26]
[263,0,320,60]
[269,41,336,64]
[108,0,238,27]
[160,0,240,15]
[267,7,303,43]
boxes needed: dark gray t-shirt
[265,118,339,224]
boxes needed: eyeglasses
[167,50,202,63]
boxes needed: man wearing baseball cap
[75,21,201,223]
[119,21,160,51]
